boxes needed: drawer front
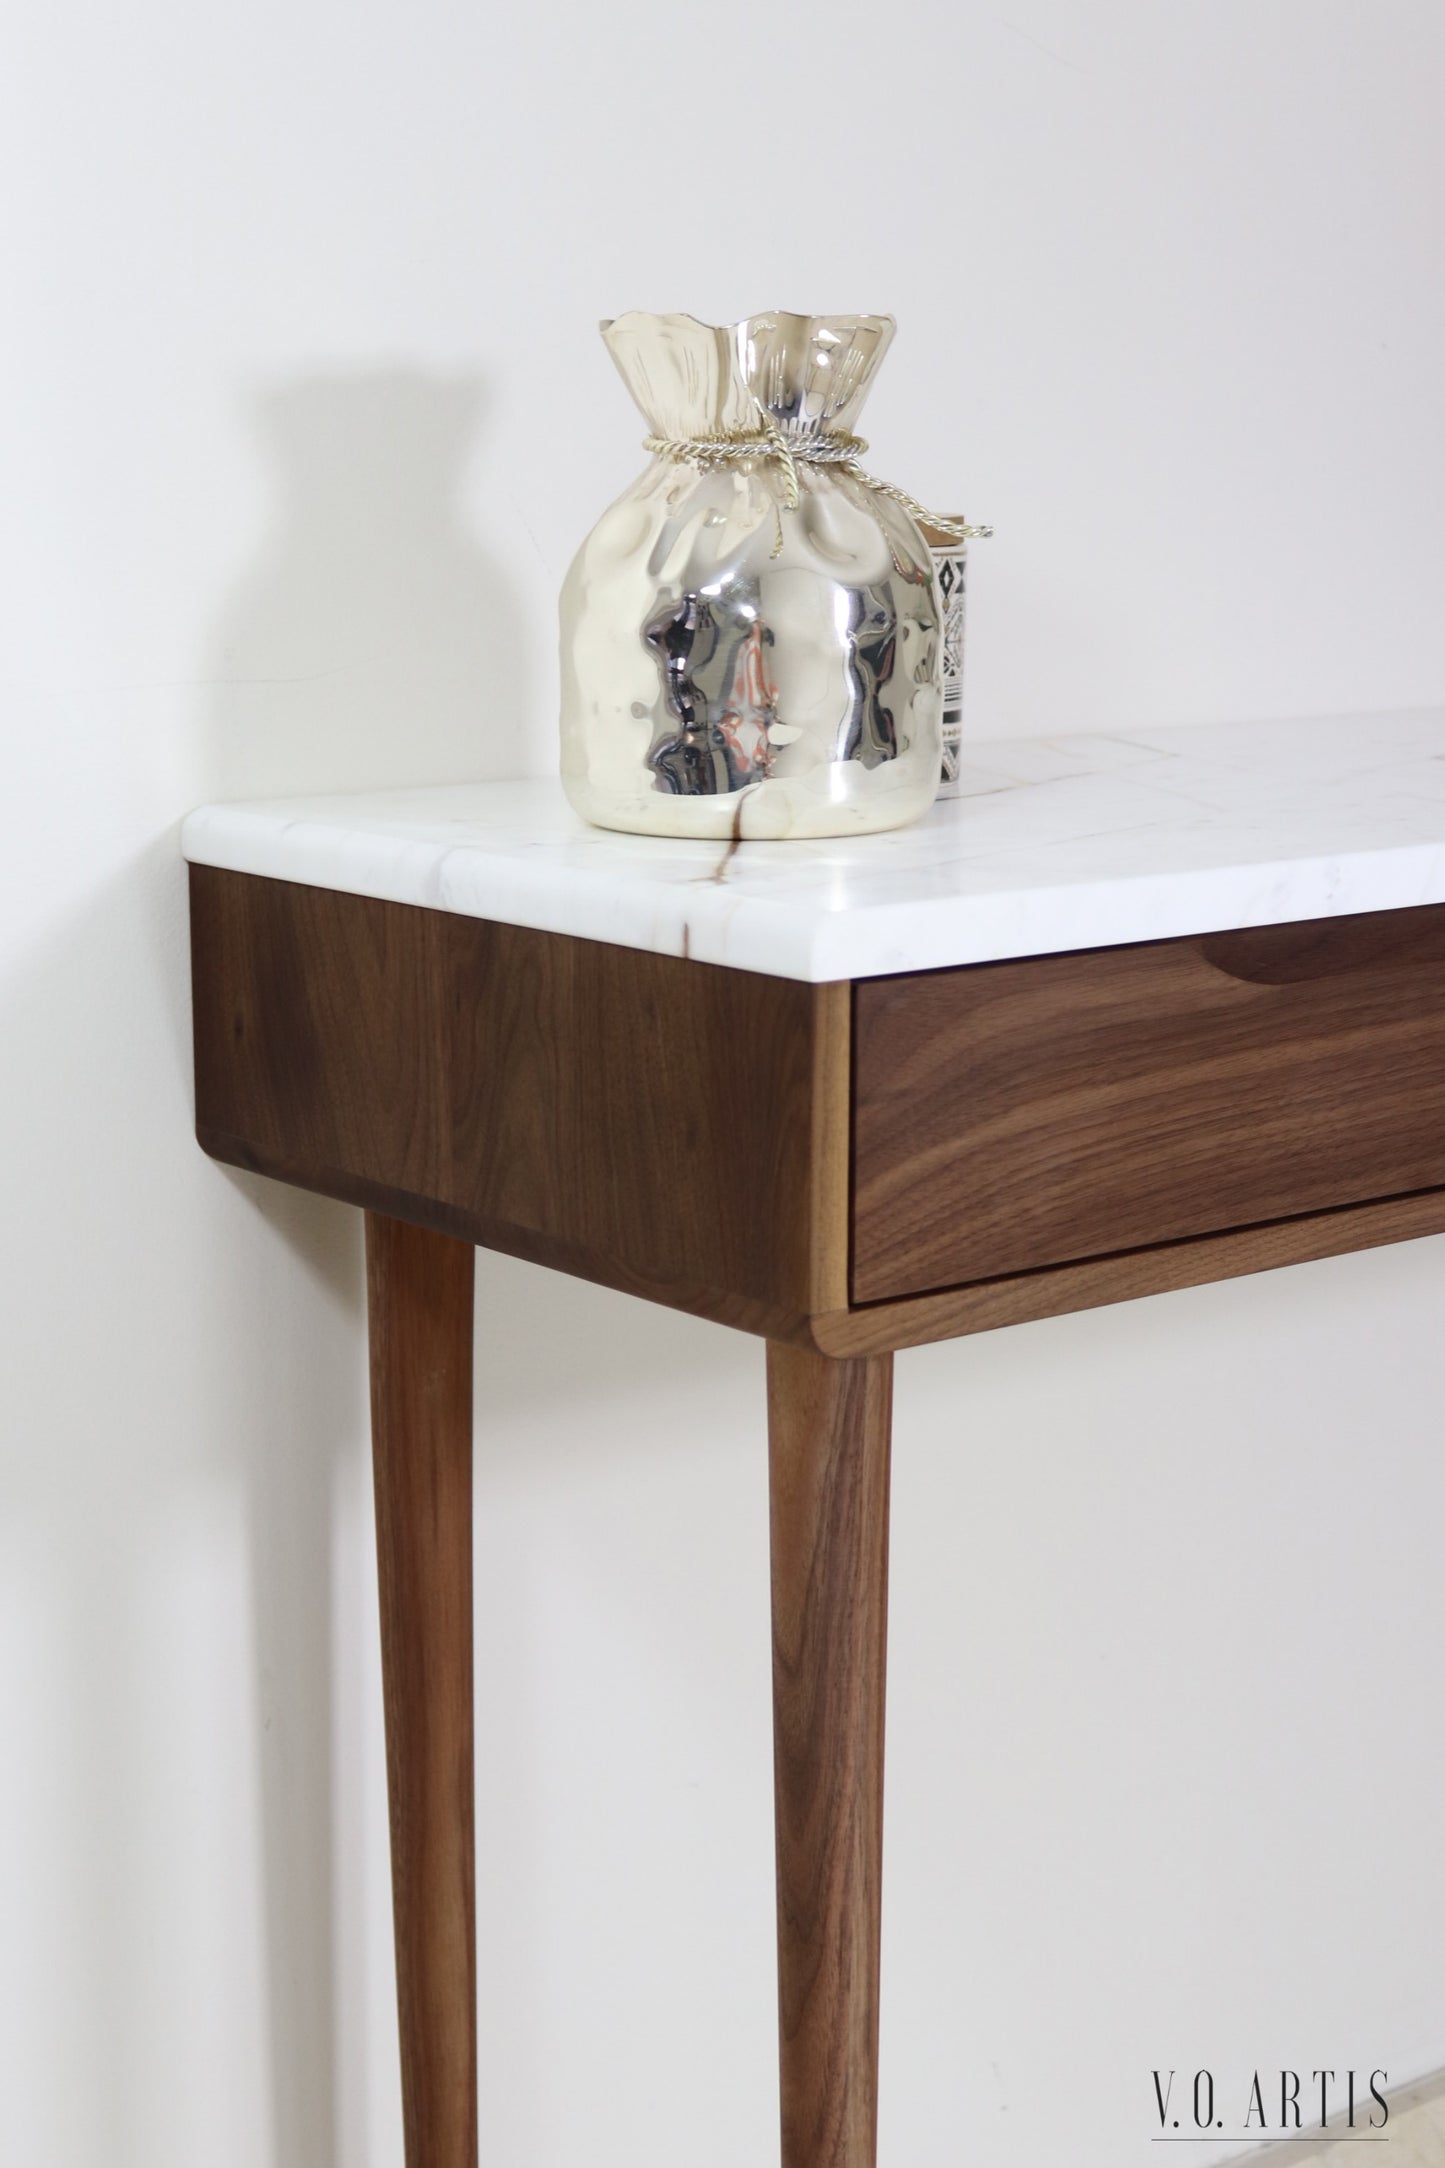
[851,905,1445,1303]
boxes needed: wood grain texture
[768,1343,893,2168]
[193,870,1445,1357]
[807,980,853,1314]
[814,1184,1445,1356]
[853,905,1445,1302]
[190,866,847,1337]
[367,1213,477,2168]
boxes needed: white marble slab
[182,709,1445,982]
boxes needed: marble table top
[182,709,1445,982]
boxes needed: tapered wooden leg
[767,1342,894,2168]
[367,1213,477,2168]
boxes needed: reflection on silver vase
[560,311,943,841]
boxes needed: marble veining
[181,709,1445,982]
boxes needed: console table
[183,710,1445,2168]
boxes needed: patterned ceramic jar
[919,518,969,795]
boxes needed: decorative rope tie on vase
[643,407,993,557]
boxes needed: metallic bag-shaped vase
[560,311,944,840]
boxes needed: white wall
[3,3,1444,2163]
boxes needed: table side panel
[852,904,1445,1304]
[190,867,846,1328]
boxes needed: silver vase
[559,311,943,841]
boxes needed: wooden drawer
[850,905,1445,1303]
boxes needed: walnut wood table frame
[189,865,1445,2168]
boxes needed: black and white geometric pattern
[932,545,968,788]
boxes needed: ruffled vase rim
[600,308,897,339]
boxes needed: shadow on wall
[191,366,742,2168]
[199,364,530,2168]
[198,365,535,2168]
[203,367,528,797]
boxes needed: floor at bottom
[1281,2072,1445,2164]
